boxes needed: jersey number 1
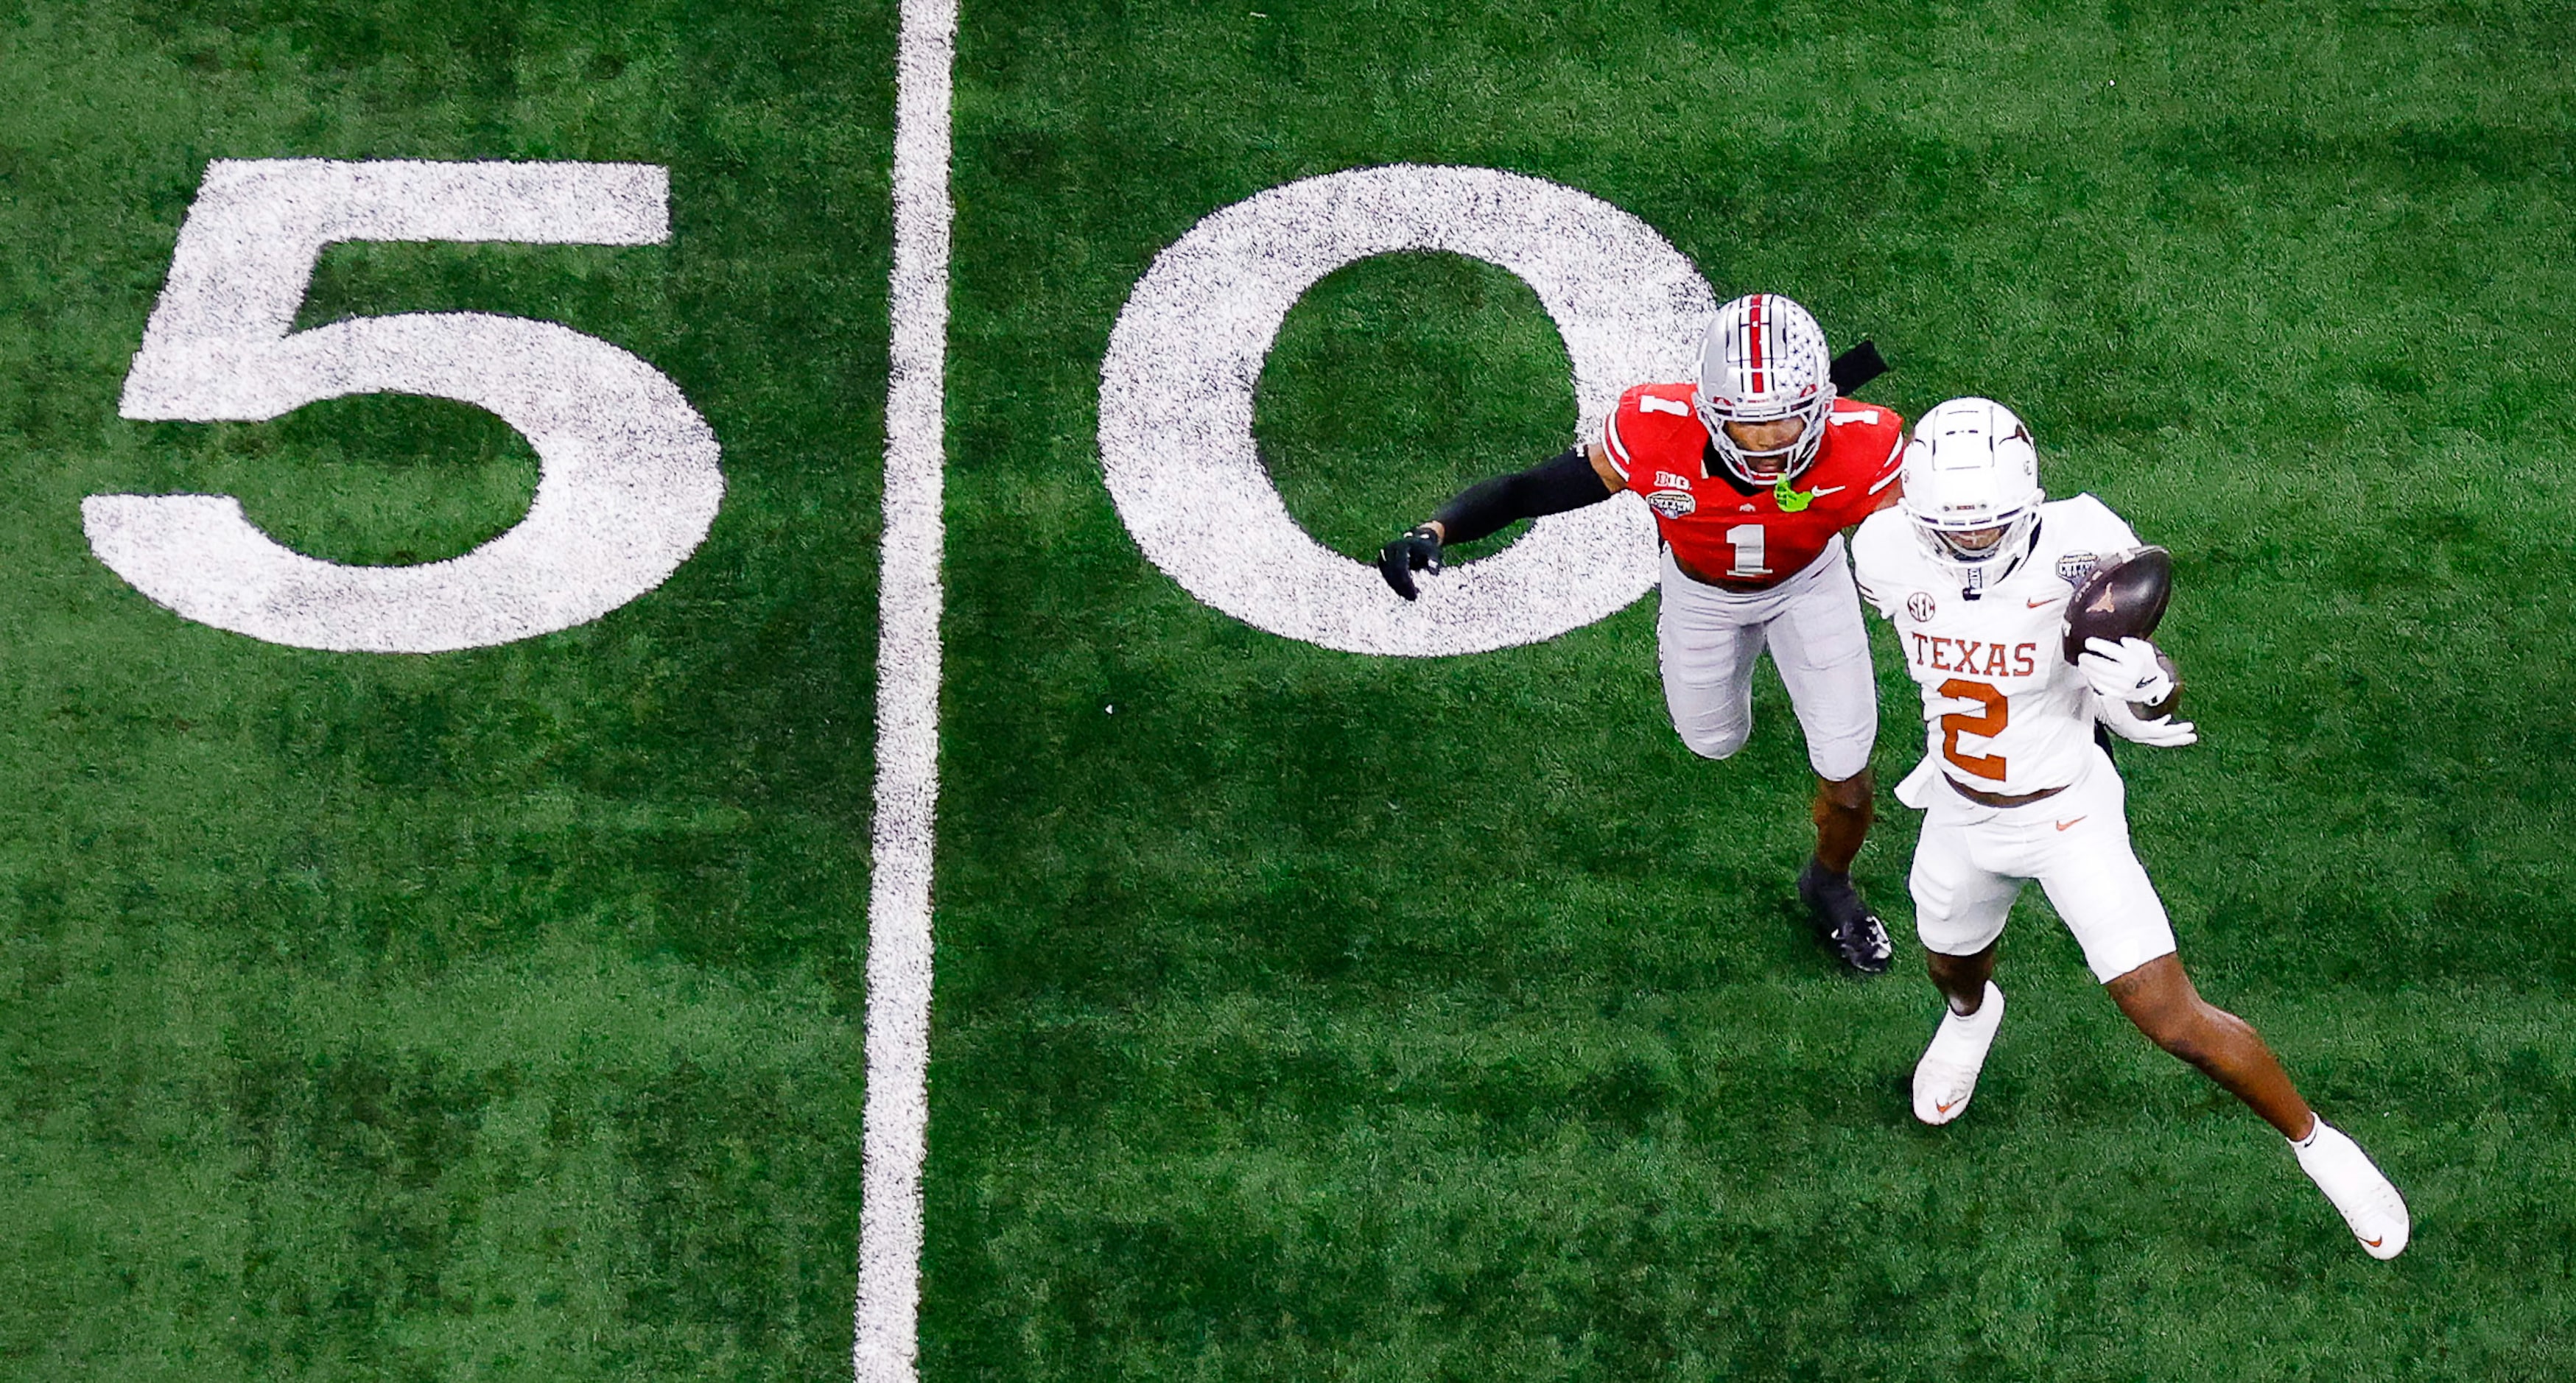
[1937,678,2007,781]
[1725,523,1769,578]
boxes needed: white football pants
[1655,535,1878,783]
[1906,745,2180,984]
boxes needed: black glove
[1378,524,1444,600]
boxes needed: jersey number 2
[1937,678,2007,781]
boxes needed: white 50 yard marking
[1099,165,1714,656]
[854,1,955,1381]
[92,159,723,653]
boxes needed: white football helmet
[1898,397,2045,583]
[1694,292,1836,488]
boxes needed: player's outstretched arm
[1377,443,1622,599]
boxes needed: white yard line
[855,1,957,1381]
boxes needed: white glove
[2078,636,2177,707]
[2095,688,2197,747]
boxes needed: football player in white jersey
[1850,398,2412,1259]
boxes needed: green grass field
[7,0,2576,1378]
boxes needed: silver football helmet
[1693,293,1836,488]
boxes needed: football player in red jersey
[1380,293,1905,972]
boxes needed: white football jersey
[1851,494,2143,798]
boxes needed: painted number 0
[1098,165,1715,657]
[1938,677,2008,781]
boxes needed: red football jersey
[1601,386,1906,588]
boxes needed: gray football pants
[1656,535,1879,782]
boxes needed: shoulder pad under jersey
[1601,382,1705,482]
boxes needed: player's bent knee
[1810,745,1874,788]
[2150,1017,2237,1077]
[2141,1013,2209,1060]
[2110,976,2214,1059]
[1676,722,1751,761]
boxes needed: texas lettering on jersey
[1908,633,2040,682]
[1601,385,1906,588]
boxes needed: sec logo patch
[1906,591,1936,622]
[1647,488,1696,518]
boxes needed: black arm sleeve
[1428,446,1615,546]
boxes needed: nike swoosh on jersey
[2055,817,2087,831]
[2026,596,2059,608]
[1805,485,1845,498]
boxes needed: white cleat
[1913,981,2004,1125]
[2294,1119,2410,1259]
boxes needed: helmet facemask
[1695,388,1835,488]
[1910,506,2042,582]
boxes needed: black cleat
[1798,859,1892,975]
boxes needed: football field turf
[7,1,2576,1378]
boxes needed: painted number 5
[89,159,725,653]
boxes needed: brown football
[2061,545,2174,664]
